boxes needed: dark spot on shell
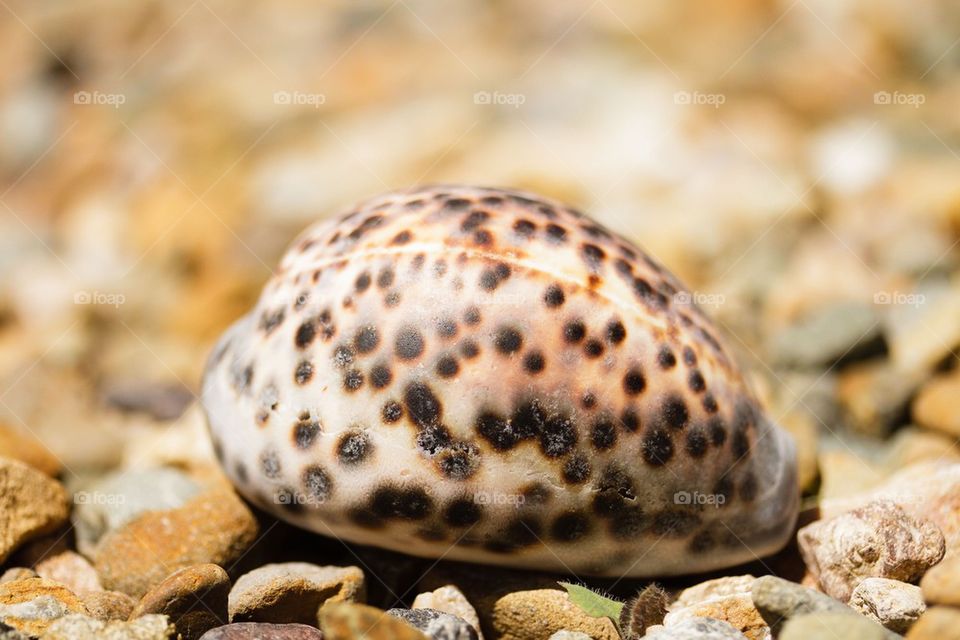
[294,360,314,385]
[732,428,750,460]
[513,219,536,237]
[714,476,734,504]
[481,195,504,206]
[708,417,727,446]
[688,370,706,393]
[464,306,481,325]
[488,517,541,551]
[606,320,626,344]
[459,339,480,359]
[405,382,442,428]
[377,267,395,288]
[621,408,640,432]
[371,485,433,520]
[355,272,371,292]
[563,453,591,484]
[438,443,480,480]
[581,392,597,410]
[521,483,551,505]
[494,326,523,354]
[523,350,545,374]
[703,393,719,414]
[610,506,646,540]
[444,498,482,527]
[461,210,489,232]
[436,354,459,378]
[591,420,617,450]
[642,428,673,466]
[552,511,592,542]
[295,321,316,349]
[416,423,452,455]
[436,318,458,339]
[662,395,689,430]
[651,510,701,537]
[391,230,412,245]
[685,426,708,458]
[260,449,281,479]
[294,420,320,450]
[581,243,606,271]
[690,530,716,554]
[337,430,371,465]
[382,400,403,423]
[473,229,493,246]
[479,265,510,291]
[355,325,379,353]
[476,412,516,451]
[658,346,677,369]
[623,368,646,395]
[384,291,401,307]
[545,224,567,242]
[343,369,364,391]
[395,327,425,360]
[683,346,697,366]
[540,415,576,458]
[433,260,448,278]
[584,339,604,358]
[259,308,285,335]
[370,364,392,389]
[333,344,354,368]
[302,465,332,502]
[512,400,546,440]
[444,197,471,210]
[563,320,586,343]
[544,285,565,308]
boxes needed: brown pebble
[35,551,102,593]
[319,602,429,640]
[131,564,230,640]
[0,458,69,564]
[80,589,136,621]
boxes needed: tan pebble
[817,450,885,502]
[319,602,429,640]
[849,577,925,634]
[780,411,819,493]
[35,551,102,593]
[492,589,619,640]
[666,593,768,640]
[0,568,36,584]
[0,457,69,564]
[79,589,136,621]
[131,563,230,640]
[673,575,755,608]
[914,370,960,438]
[0,423,61,476]
[93,487,257,598]
[885,427,960,471]
[920,555,960,607]
[906,605,960,639]
[798,499,945,602]
[0,576,87,636]
[413,584,484,640]
[229,562,364,626]
[43,612,175,639]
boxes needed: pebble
[228,562,364,625]
[79,590,136,621]
[547,632,592,640]
[94,487,257,598]
[750,575,853,636]
[0,423,61,476]
[817,450,885,502]
[675,576,757,608]
[41,613,174,639]
[72,467,202,556]
[913,369,960,438]
[199,623,325,639]
[0,458,69,564]
[35,551,102,593]
[779,611,892,640]
[413,585,483,640]
[849,577,925,634]
[131,564,230,640]
[837,361,924,437]
[906,606,960,639]
[0,577,87,636]
[798,499,946,601]
[319,602,429,640]
[920,555,960,606]
[780,411,820,493]
[667,576,768,640]
[491,589,619,640]
[885,427,960,471]
[0,571,35,585]
[645,617,749,639]
[387,608,478,640]
[770,301,884,368]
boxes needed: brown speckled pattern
[201,185,798,577]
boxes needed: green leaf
[558,581,624,634]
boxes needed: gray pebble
[750,575,853,635]
[199,623,324,640]
[387,607,478,640]
[645,616,748,639]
